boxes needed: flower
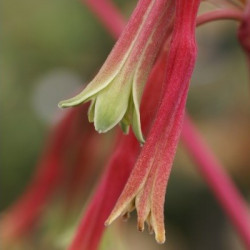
[105,0,200,243]
[58,0,173,143]
[69,27,172,250]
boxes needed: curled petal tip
[137,221,145,232]
[155,232,165,244]
[58,101,66,109]
[104,213,118,227]
[104,221,109,227]
[58,94,86,108]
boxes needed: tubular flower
[59,0,174,143]
[105,0,200,243]
[69,29,173,250]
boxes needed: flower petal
[59,0,173,143]
[58,0,154,109]
[94,74,132,133]
[106,0,200,243]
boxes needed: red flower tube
[106,0,200,244]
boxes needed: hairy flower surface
[69,25,173,250]
[105,0,200,243]
[59,0,173,143]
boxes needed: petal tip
[94,123,110,134]
[155,232,165,244]
[104,220,110,227]
[58,101,67,109]
[137,221,145,232]
[104,213,118,227]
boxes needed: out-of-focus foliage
[1,0,114,210]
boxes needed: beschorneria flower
[62,0,201,244]
[105,0,200,243]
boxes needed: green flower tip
[58,76,145,144]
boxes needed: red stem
[196,9,243,26]
[182,116,250,248]
[84,0,126,39]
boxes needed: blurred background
[1,0,250,249]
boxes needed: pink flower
[70,0,201,246]
[105,0,200,243]
[69,29,172,250]
[71,0,250,248]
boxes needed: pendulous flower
[105,0,200,243]
[59,0,173,143]
[69,22,173,250]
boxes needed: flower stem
[84,0,126,39]
[181,115,250,249]
[196,9,243,26]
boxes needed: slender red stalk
[1,104,101,243]
[238,0,250,70]
[1,108,81,240]
[196,9,243,26]
[194,6,250,249]
[181,116,250,249]
[84,0,126,39]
